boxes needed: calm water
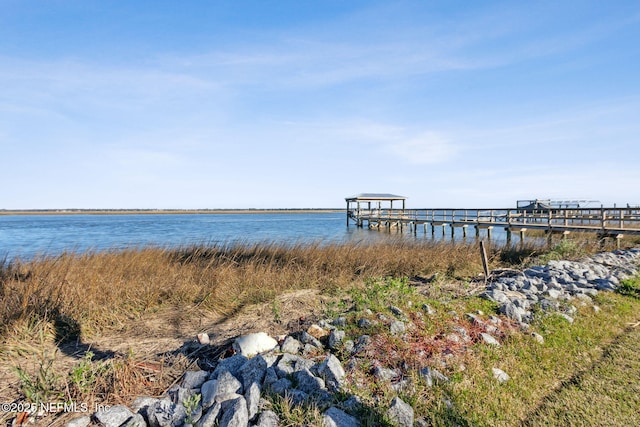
[0,213,379,261]
[0,212,510,261]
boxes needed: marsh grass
[0,240,487,342]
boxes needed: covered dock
[345,193,409,228]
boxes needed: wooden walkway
[347,207,640,244]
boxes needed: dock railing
[349,207,640,235]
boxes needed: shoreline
[0,208,343,216]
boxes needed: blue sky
[1,1,639,209]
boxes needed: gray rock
[245,382,261,421]
[353,335,371,353]
[492,368,509,383]
[595,279,616,291]
[540,299,560,312]
[212,355,249,380]
[294,368,326,394]
[299,331,323,348]
[323,406,359,427]
[389,305,405,318]
[419,367,448,387]
[340,395,363,412]
[198,402,221,427]
[218,396,248,427]
[201,379,218,409]
[453,326,471,342]
[392,378,413,393]
[377,313,391,322]
[557,313,574,323]
[500,302,523,323]
[483,289,510,304]
[373,366,399,382]
[181,370,209,389]
[238,354,268,391]
[213,371,243,402]
[332,317,347,327]
[357,318,372,328]
[94,404,135,427]
[317,354,345,392]
[465,313,483,326]
[484,324,499,335]
[390,320,406,335]
[329,330,346,349]
[480,333,500,346]
[262,366,279,389]
[318,319,335,329]
[422,304,436,315]
[280,336,302,354]
[387,397,414,427]
[167,385,194,405]
[255,410,280,427]
[531,332,544,344]
[122,413,146,427]
[131,396,159,417]
[269,378,293,395]
[275,353,314,378]
[146,398,187,427]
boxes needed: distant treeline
[0,208,343,215]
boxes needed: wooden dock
[345,194,640,245]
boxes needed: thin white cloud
[386,132,457,165]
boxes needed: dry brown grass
[0,240,488,343]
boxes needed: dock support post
[616,234,623,249]
[505,228,512,245]
[480,240,490,280]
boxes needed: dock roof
[345,193,407,202]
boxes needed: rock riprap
[480,248,640,325]
[68,330,358,427]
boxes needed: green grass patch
[617,275,640,299]
[414,293,640,426]
[318,275,640,426]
